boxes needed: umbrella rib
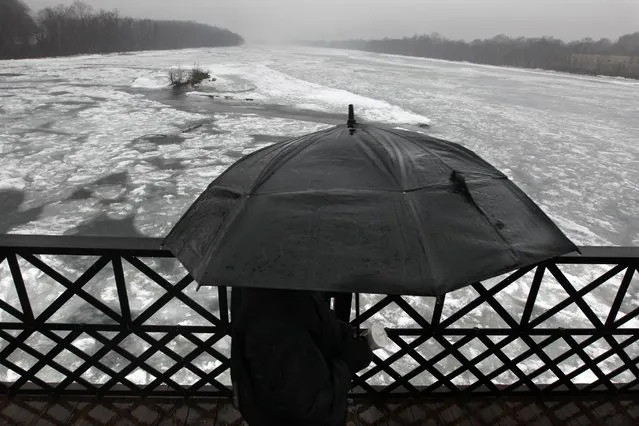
[384,127,455,172]
[357,126,403,187]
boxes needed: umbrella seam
[460,181,521,265]
[384,127,456,172]
[402,194,433,289]
[198,196,250,284]
[356,126,403,188]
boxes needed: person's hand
[340,336,373,373]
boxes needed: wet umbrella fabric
[162,123,577,296]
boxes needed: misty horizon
[24,0,639,44]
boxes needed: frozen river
[1,45,637,245]
[1,46,637,386]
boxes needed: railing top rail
[0,234,172,257]
[1,234,637,260]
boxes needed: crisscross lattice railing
[0,235,637,397]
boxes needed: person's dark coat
[230,288,372,426]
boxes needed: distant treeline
[307,32,639,79]
[0,0,244,59]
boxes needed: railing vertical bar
[520,265,545,326]
[606,267,635,326]
[219,286,229,326]
[112,256,131,324]
[355,293,360,333]
[431,295,444,326]
[7,254,33,322]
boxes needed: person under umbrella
[230,287,371,426]
[163,105,577,425]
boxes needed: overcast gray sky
[26,0,639,43]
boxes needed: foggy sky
[26,0,639,43]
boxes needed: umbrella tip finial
[347,104,356,127]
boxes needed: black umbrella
[163,106,577,296]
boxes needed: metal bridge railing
[0,235,637,397]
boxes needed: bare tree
[0,0,37,58]
[3,0,243,59]
[310,31,639,79]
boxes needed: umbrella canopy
[163,109,577,296]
